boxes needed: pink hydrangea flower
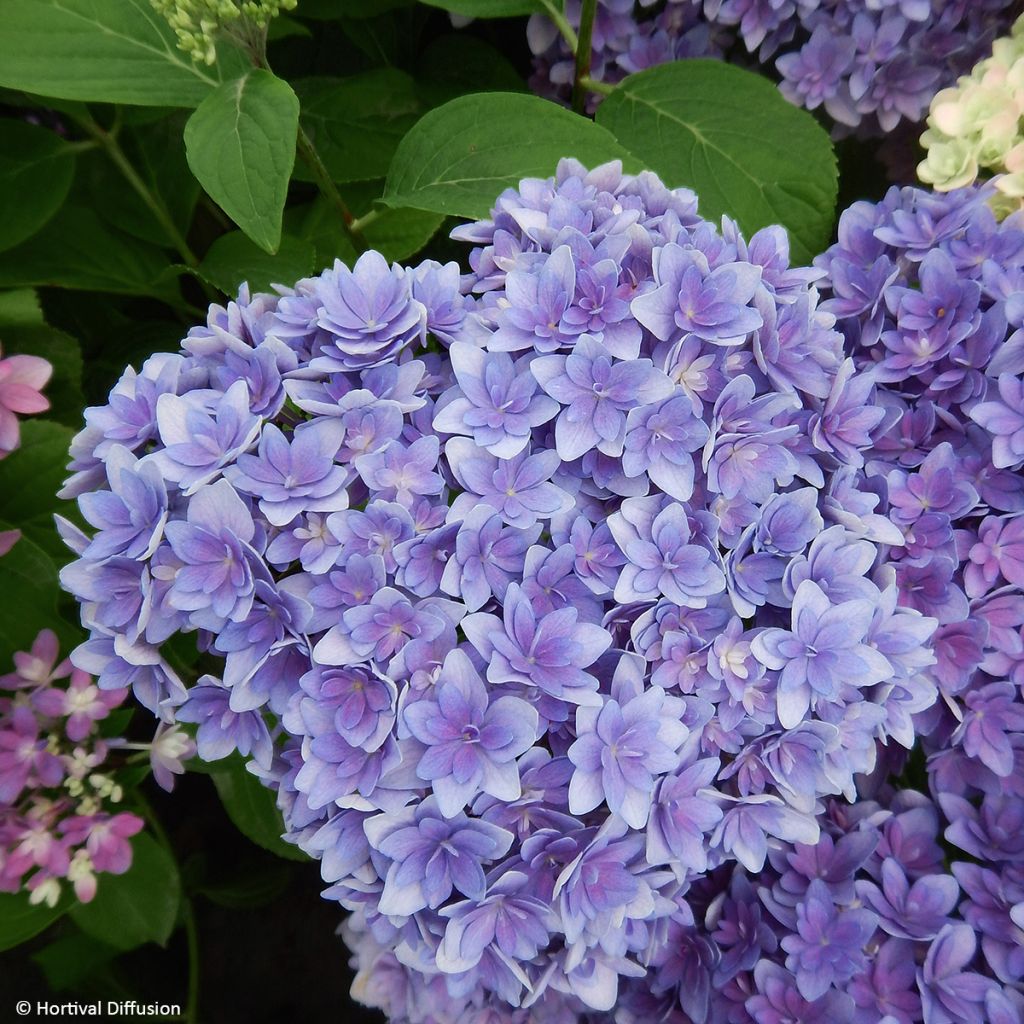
[0,346,52,457]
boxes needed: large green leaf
[0,891,68,952]
[198,230,316,295]
[0,529,66,665]
[295,71,422,185]
[70,833,181,950]
[0,122,76,253]
[184,69,300,254]
[0,205,178,299]
[0,0,247,106]
[596,60,838,264]
[0,420,77,564]
[383,92,638,220]
[211,757,307,862]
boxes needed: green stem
[572,0,598,114]
[74,114,200,270]
[540,0,578,51]
[348,208,380,234]
[250,46,368,254]
[136,792,201,1024]
[180,897,201,1024]
[579,74,614,96]
[295,124,369,253]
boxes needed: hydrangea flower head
[62,160,943,1021]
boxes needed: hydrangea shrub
[60,160,1024,1022]
[529,0,1013,133]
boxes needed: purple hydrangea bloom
[858,858,958,940]
[463,582,610,706]
[402,649,538,816]
[446,438,573,529]
[632,244,763,345]
[752,580,894,728]
[432,344,558,458]
[175,677,273,769]
[567,654,688,827]
[62,161,963,1024]
[781,879,877,1000]
[608,497,726,607]
[364,797,514,914]
[919,924,995,1024]
[226,419,350,527]
[163,479,259,628]
[78,445,168,561]
[151,378,261,493]
[310,252,426,372]
[531,335,675,460]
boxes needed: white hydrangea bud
[918,14,1024,216]
[151,0,298,64]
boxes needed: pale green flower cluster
[152,0,296,65]
[919,14,1024,214]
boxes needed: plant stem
[579,74,614,97]
[295,124,369,253]
[250,45,368,254]
[180,897,201,1024]
[572,0,598,114]
[75,114,200,270]
[540,0,578,51]
[136,791,201,1024]
[348,208,380,234]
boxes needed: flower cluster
[529,0,1013,133]
[150,0,296,65]
[918,15,1024,213]
[59,159,949,1019]
[0,630,144,907]
[0,342,51,460]
[806,180,1024,1023]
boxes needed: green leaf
[0,205,179,299]
[0,0,248,106]
[297,198,443,266]
[417,0,540,16]
[32,932,119,990]
[211,757,308,862]
[70,833,181,951]
[383,92,638,220]
[198,231,316,295]
[0,324,85,427]
[0,288,45,328]
[0,121,75,253]
[185,69,300,254]
[596,61,838,264]
[416,34,526,106]
[0,530,65,667]
[295,71,422,185]
[0,420,76,564]
[0,891,68,952]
